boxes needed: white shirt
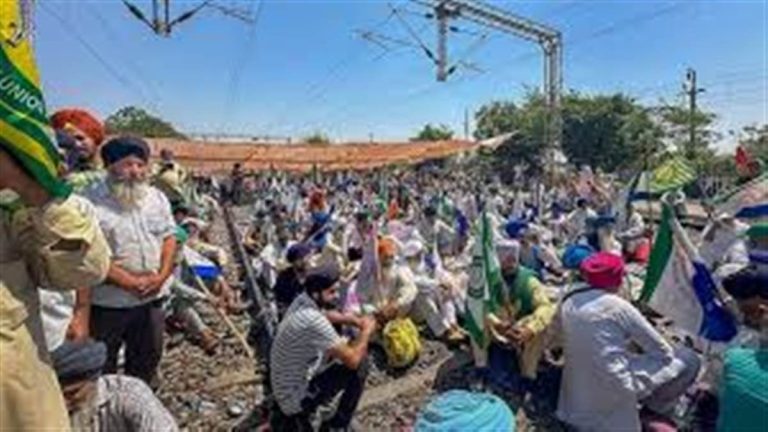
[85,182,176,308]
[566,207,597,240]
[556,287,686,432]
[39,289,75,351]
[38,194,102,351]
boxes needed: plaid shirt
[70,375,178,432]
[85,181,176,308]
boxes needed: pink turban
[580,252,625,292]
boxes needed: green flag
[1,0,70,198]
[464,210,504,366]
[648,156,696,194]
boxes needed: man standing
[39,112,107,352]
[85,137,177,386]
[43,109,107,347]
[565,198,597,242]
[1,146,110,430]
[270,265,376,432]
[50,108,106,190]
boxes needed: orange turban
[50,108,105,146]
[378,236,397,258]
[308,189,326,212]
[387,199,400,221]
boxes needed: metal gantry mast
[416,0,563,154]
[122,0,254,37]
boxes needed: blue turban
[51,339,107,385]
[505,218,528,239]
[415,390,515,432]
[562,244,596,270]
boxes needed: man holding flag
[1,2,111,428]
[463,209,555,382]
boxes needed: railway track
[155,204,562,430]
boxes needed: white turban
[496,239,520,261]
[402,239,425,258]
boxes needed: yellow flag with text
[1,0,70,197]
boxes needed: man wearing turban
[556,252,701,431]
[486,239,556,380]
[355,236,418,326]
[82,136,178,386]
[50,108,106,191]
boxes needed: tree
[562,92,664,173]
[473,94,549,181]
[473,91,664,179]
[105,106,186,138]
[474,101,519,140]
[739,124,768,164]
[655,102,719,166]
[303,131,330,145]
[411,123,454,141]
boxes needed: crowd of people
[1,106,766,432]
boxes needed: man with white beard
[84,137,178,387]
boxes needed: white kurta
[566,208,597,241]
[409,262,459,336]
[556,288,688,432]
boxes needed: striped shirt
[270,293,342,415]
[69,374,178,432]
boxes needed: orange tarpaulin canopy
[147,139,478,173]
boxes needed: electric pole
[683,68,705,158]
[464,107,470,140]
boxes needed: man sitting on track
[270,265,376,432]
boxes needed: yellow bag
[382,317,421,368]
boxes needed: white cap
[496,239,520,260]
[402,240,425,258]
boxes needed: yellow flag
[1,0,70,197]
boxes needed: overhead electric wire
[86,4,164,112]
[219,0,266,135]
[261,7,401,135]
[390,2,438,64]
[40,3,160,113]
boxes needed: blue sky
[34,0,766,149]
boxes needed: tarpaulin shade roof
[147,139,478,173]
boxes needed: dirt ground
[156,206,565,431]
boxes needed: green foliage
[473,90,664,178]
[105,106,185,138]
[739,124,768,164]
[655,102,719,163]
[473,92,550,181]
[303,132,331,145]
[562,92,664,173]
[474,101,520,140]
[412,123,454,141]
